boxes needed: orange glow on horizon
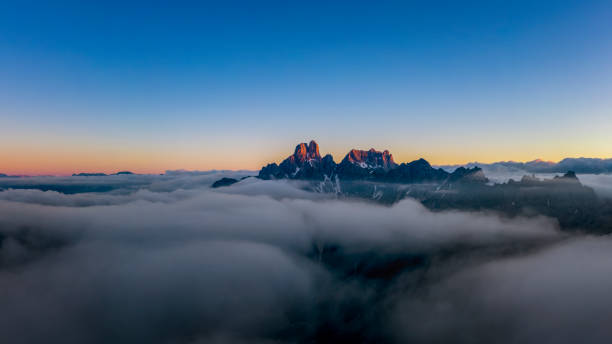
[3,140,612,176]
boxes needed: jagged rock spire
[293,140,321,163]
[259,140,333,180]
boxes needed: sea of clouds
[1,171,612,343]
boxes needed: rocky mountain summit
[342,148,397,170]
[259,140,336,180]
[258,140,484,185]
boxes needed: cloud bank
[0,174,610,343]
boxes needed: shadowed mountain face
[385,158,448,183]
[444,166,489,185]
[422,171,612,232]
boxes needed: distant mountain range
[439,158,612,174]
[72,171,135,177]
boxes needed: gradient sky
[1,1,611,175]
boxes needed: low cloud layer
[0,174,610,343]
[392,237,612,343]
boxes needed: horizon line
[4,155,612,177]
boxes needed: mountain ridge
[258,140,486,185]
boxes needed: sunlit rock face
[290,140,322,164]
[335,148,396,180]
[259,140,336,180]
[342,148,397,170]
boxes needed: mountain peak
[259,140,331,180]
[527,159,555,165]
[308,140,319,155]
[293,140,321,163]
[446,166,489,185]
[414,158,430,166]
[553,170,579,183]
[563,171,578,179]
[342,148,396,170]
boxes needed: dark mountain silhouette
[72,171,137,177]
[444,166,489,185]
[211,176,253,188]
[385,158,449,183]
[72,173,108,177]
[212,177,239,188]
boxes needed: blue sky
[1,1,611,174]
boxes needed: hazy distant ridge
[439,157,612,174]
